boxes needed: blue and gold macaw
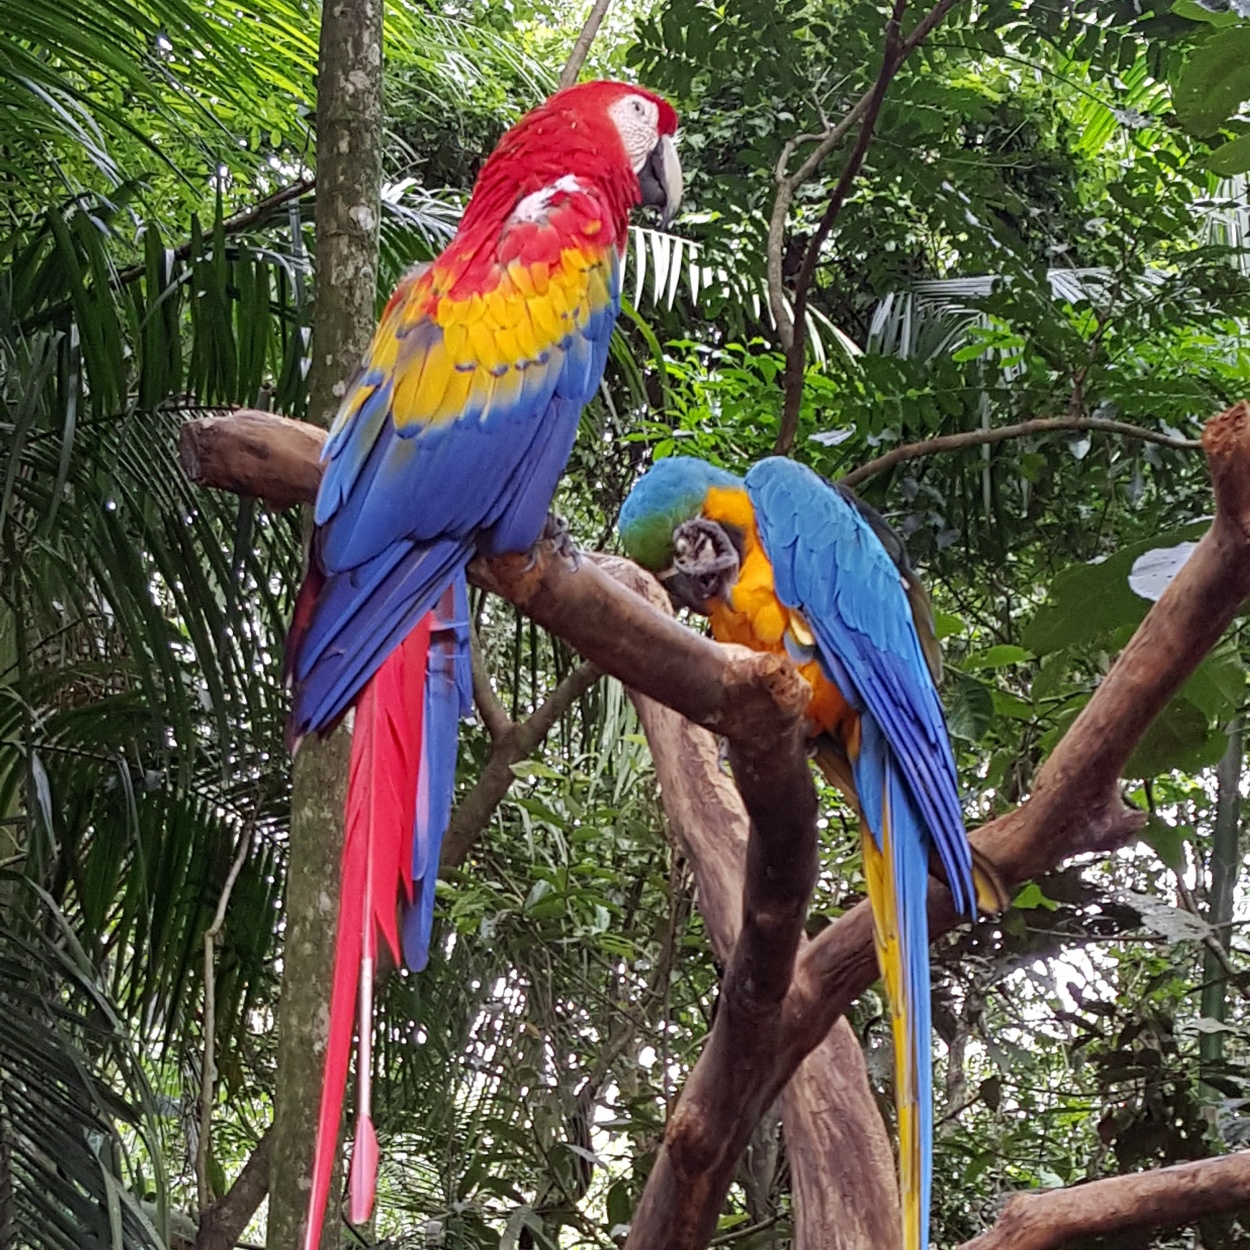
[619,454,1002,1250]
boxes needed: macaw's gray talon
[542,510,581,566]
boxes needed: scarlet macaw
[285,81,681,1250]
[619,454,1001,1250]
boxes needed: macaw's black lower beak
[639,134,683,229]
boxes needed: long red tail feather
[303,615,431,1250]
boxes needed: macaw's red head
[460,80,682,241]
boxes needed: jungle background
[2,0,1250,1243]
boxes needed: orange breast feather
[701,486,857,744]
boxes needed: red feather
[304,615,431,1250]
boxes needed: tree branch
[198,808,257,1210]
[116,181,315,291]
[194,1127,274,1250]
[765,0,963,356]
[775,0,911,455]
[837,415,1202,488]
[612,562,899,1250]
[956,1150,1250,1250]
[559,0,615,88]
[470,627,513,742]
[179,400,1250,1249]
[441,659,602,868]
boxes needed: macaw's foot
[542,510,581,567]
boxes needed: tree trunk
[266,0,384,1243]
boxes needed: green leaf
[1173,27,1250,136]
[1139,816,1188,871]
[1022,523,1209,654]
[1180,642,1244,723]
[946,674,995,742]
[1012,882,1058,911]
[606,1179,633,1231]
[1126,696,1226,779]
[1205,132,1250,175]
[965,644,1033,670]
[979,1075,1003,1112]
[1172,0,1244,24]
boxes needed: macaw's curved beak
[658,517,739,613]
[639,134,682,228]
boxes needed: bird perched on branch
[285,80,681,1250]
[619,454,1004,1250]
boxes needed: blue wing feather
[745,457,974,914]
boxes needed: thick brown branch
[194,1127,274,1250]
[838,415,1202,488]
[179,402,1250,1250]
[177,410,812,741]
[441,659,601,868]
[180,409,326,510]
[957,1150,1250,1250]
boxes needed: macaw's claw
[542,510,581,567]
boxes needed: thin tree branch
[765,0,964,353]
[559,0,615,88]
[956,1150,1250,1250]
[775,0,909,455]
[116,180,315,290]
[470,626,513,742]
[197,809,257,1211]
[194,1127,274,1250]
[442,659,602,868]
[837,415,1202,489]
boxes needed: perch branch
[610,561,900,1250]
[179,401,1250,1250]
[837,415,1202,488]
[653,399,1250,1248]
[956,1150,1250,1250]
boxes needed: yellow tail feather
[862,808,923,1250]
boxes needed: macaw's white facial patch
[608,94,662,173]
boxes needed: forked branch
[179,400,1250,1250]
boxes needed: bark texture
[266,0,384,1243]
[957,1150,1250,1250]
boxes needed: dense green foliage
[2,0,1249,1245]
